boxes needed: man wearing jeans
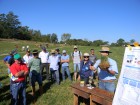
[10,53,28,105]
[61,50,72,81]
[71,46,82,81]
[39,47,49,80]
[93,47,118,93]
[48,50,60,85]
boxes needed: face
[74,48,77,51]
[84,56,89,61]
[26,52,30,56]
[90,50,94,54]
[15,58,22,64]
[100,52,109,56]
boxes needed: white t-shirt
[48,55,59,70]
[71,51,82,63]
[39,51,49,63]
[23,54,33,64]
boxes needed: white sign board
[113,47,140,105]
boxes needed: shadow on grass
[26,81,53,105]
[0,75,8,81]
[0,84,11,104]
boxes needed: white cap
[62,50,66,53]
[83,53,89,56]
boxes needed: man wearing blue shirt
[93,47,118,93]
[61,50,72,81]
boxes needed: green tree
[50,33,58,43]
[129,39,135,44]
[61,33,71,42]
[0,12,21,38]
[116,38,125,46]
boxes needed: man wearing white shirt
[39,47,49,80]
[23,49,33,67]
[48,50,60,85]
[23,49,33,83]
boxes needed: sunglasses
[84,56,89,58]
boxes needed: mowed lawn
[0,39,125,105]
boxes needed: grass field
[0,39,125,105]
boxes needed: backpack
[72,51,81,57]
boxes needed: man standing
[39,47,49,80]
[48,50,60,85]
[10,53,29,105]
[93,47,118,93]
[71,46,82,81]
[55,48,62,80]
[89,49,97,64]
[23,49,33,66]
[89,49,97,79]
[61,50,72,81]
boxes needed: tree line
[0,12,135,46]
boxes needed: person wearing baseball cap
[61,50,72,81]
[10,53,29,105]
[92,47,118,93]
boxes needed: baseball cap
[62,50,66,53]
[14,53,21,60]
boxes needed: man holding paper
[10,53,29,105]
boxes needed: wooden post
[74,94,78,105]
[90,95,96,105]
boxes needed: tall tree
[116,38,125,46]
[129,39,135,44]
[61,33,71,42]
[50,33,58,43]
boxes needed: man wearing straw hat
[93,47,118,93]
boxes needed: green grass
[0,39,125,105]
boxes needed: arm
[14,70,25,77]
[106,69,116,75]
[61,59,69,63]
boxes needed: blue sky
[0,0,140,43]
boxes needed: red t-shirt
[10,62,28,82]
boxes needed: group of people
[3,45,118,105]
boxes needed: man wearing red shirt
[10,53,28,105]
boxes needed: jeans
[11,81,26,105]
[62,66,72,81]
[74,63,80,72]
[40,63,49,79]
[99,80,115,93]
[50,68,60,85]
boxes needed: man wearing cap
[71,46,82,81]
[93,47,118,93]
[39,47,49,80]
[10,53,29,105]
[61,50,72,81]
[28,50,43,97]
[48,50,60,85]
[79,53,94,84]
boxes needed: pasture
[0,39,125,105]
